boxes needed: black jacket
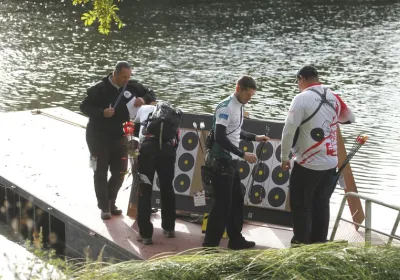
[80,74,156,140]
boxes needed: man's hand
[103,105,115,118]
[281,160,291,171]
[255,135,270,142]
[243,152,257,164]
[134,97,145,107]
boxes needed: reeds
[69,242,400,280]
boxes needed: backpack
[144,101,183,141]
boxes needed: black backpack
[145,101,183,141]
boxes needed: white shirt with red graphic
[281,84,355,171]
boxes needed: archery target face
[239,139,291,211]
[239,140,274,208]
[263,140,291,210]
[173,129,200,195]
[152,129,200,195]
[239,140,254,153]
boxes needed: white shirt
[134,105,155,143]
[281,84,355,170]
[214,94,244,160]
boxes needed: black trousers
[203,159,244,247]
[289,162,336,244]
[137,139,176,238]
[87,135,128,211]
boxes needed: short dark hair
[237,75,257,90]
[114,61,131,75]
[297,65,318,80]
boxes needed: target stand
[127,112,293,227]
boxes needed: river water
[0,0,399,227]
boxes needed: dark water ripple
[0,0,399,205]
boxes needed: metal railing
[330,192,400,245]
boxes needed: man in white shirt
[202,76,269,250]
[281,65,355,244]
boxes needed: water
[0,0,399,221]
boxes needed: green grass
[66,243,400,280]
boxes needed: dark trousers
[289,162,336,244]
[203,159,244,247]
[87,135,128,211]
[137,139,176,238]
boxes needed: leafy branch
[72,0,124,35]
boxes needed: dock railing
[330,191,400,245]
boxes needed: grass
[65,243,400,280]
[4,226,399,280]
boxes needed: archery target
[237,160,250,180]
[262,140,291,210]
[271,165,290,186]
[239,140,254,153]
[174,174,191,193]
[181,131,199,151]
[249,184,266,204]
[267,187,286,207]
[243,141,274,208]
[151,129,201,195]
[251,162,270,183]
[256,141,273,161]
[173,129,201,195]
[237,140,291,211]
[178,153,195,172]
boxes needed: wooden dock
[0,108,370,261]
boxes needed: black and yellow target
[182,131,198,151]
[256,142,273,161]
[275,144,293,162]
[237,160,250,180]
[251,162,270,183]
[249,184,266,204]
[267,187,286,207]
[178,153,195,172]
[174,174,191,193]
[239,140,254,153]
[271,165,290,185]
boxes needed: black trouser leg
[89,141,110,211]
[108,137,128,205]
[203,160,235,247]
[226,168,244,242]
[310,168,336,243]
[137,143,156,238]
[289,163,328,244]
[156,154,176,231]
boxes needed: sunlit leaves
[72,0,124,35]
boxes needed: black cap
[296,65,318,79]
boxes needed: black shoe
[110,205,122,216]
[101,210,111,220]
[228,238,255,250]
[163,229,175,238]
